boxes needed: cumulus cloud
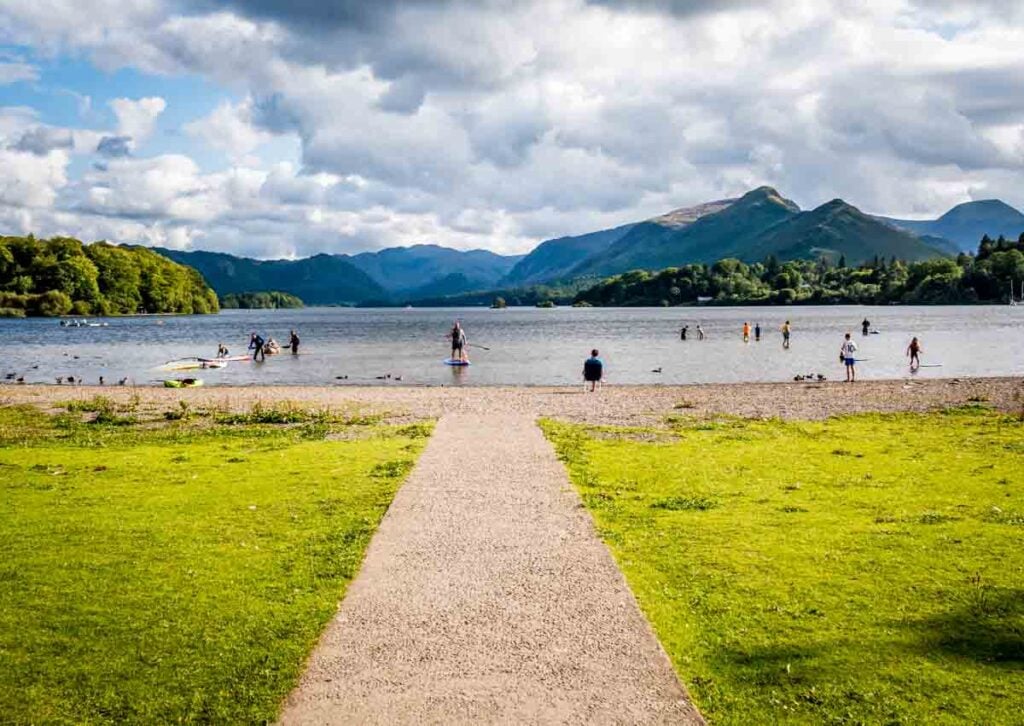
[110,96,166,146]
[0,0,1023,255]
[183,99,273,159]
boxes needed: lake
[1,306,1022,387]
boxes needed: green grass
[0,403,432,724]
[543,409,1024,725]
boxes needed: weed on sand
[543,410,1024,725]
[0,404,431,724]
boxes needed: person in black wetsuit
[249,332,265,361]
[680,325,688,341]
[289,330,300,355]
[862,318,871,335]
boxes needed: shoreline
[3,376,1021,426]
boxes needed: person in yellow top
[781,320,791,349]
[742,321,751,342]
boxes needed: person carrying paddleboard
[448,321,468,363]
[840,332,858,382]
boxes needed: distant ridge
[879,199,1024,252]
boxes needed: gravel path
[277,413,702,725]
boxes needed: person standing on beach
[680,325,688,341]
[862,318,871,335]
[289,330,300,355]
[754,323,761,342]
[448,321,468,363]
[743,322,751,342]
[906,337,922,370]
[840,332,858,382]
[249,332,266,362]
[583,349,604,392]
[697,324,705,340]
[781,320,791,349]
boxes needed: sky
[0,0,1022,259]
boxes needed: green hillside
[570,187,800,276]
[154,248,386,305]
[0,236,218,317]
[747,199,947,264]
[501,224,635,286]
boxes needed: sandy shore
[2,376,1021,425]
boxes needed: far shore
[3,376,1021,426]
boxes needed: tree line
[220,291,304,309]
[0,236,219,317]
[573,234,1024,307]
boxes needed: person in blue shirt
[583,349,604,392]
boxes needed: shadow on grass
[909,588,1024,667]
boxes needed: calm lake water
[1,306,1021,386]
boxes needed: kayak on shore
[164,378,203,388]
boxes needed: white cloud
[183,99,273,159]
[1,0,1024,257]
[110,96,166,145]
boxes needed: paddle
[468,343,491,351]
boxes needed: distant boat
[696,296,713,304]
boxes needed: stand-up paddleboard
[201,355,251,363]
[918,363,943,368]
[443,359,471,366]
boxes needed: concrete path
[278,413,703,725]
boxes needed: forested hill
[573,234,1024,307]
[0,236,219,317]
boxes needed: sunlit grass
[543,408,1024,724]
[0,403,431,723]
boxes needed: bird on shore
[55,376,63,385]
[118,377,129,386]
[15,376,24,384]
[98,376,105,385]
[4,372,14,380]
[334,375,349,380]
[651,367,663,373]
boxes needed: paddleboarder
[289,329,300,355]
[448,321,468,363]
[781,320,791,349]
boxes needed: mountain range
[153,188,1024,305]
[155,244,522,306]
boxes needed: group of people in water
[213,330,302,362]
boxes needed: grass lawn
[543,406,1024,725]
[0,399,431,724]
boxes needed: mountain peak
[738,186,801,213]
[938,199,1023,222]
